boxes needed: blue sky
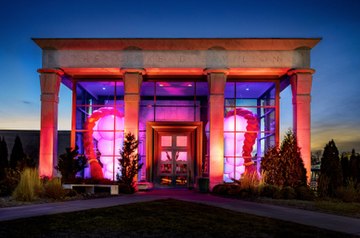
[0,0,359,152]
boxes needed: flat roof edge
[32,37,321,51]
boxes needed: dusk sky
[0,0,359,152]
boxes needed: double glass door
[158,133,191,186]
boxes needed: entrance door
[146,121,203,187]
[157,133,192,187]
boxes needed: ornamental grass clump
[12,168,42,201]
[43,178,66,199]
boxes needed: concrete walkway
[0,189,359,236]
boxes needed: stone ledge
[62,184,119,195]
[137,182,154,191]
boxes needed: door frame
[146,121,203,185]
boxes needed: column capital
[120,68,146,75]
[39,71,61,96]
[203,68,229,75]
[123,71,143,95]
[290,70,313,96]
[37,68,64,76]
[207,70,227,95]
[287,68,315,76]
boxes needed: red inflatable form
[83,107,124,180]
[225,108,259,174]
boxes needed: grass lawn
[253,197,360,218]
[0,199,352,238]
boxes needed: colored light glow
[97,115,124,140]
[95,111,124,180]
[102,87,106,90]
[206,108,258,182]
[83,107,124,180]
[224,115,248,182]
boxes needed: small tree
[341,153,350,185]
[117,132,143,193]
[317,140,342,197]
[0,137,9,180]
[261,146,282,186]
[56,146,87,183]
[261,130,307,188]
[349,149,359,184]
[9,136,25,169]
[280,130,307,187]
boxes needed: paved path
[0,189,359,236]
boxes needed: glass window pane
[176,136,187,147]
[224,82,235,98]
[155,105,195,121]
[176,151,187,162]
[156,82,195,96]
[160,164,172,173]
[176,164,187,174]
[176,176,187,185]
[140,82,155,96]
[115,81,124,99]
[161,136,172,147]
[196,82,209,96]
[160,176,172,185]
[161,151,172,161]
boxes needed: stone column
[288,69,315,183]
[205,69,228,190]
[122,69,144,138]
[38,69,62,177]
[122,69,144,186]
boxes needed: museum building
[33,38,320,189]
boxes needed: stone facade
[34,38,320,188]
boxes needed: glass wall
[139,80,209,180]
[74,80,124,180]
[223,81,278,182]
[73,78,278,183]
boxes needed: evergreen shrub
[336,186,357,203]
[259,184,280,198]
[0,137,9,180]
[56,146,87,183]
[295,186,315,201]
[280,186,296,200]
[117,132,143,194]
[261,130,307,188]
[0,168,20,196]
[318,140,343,197]
[9,136,25,169]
